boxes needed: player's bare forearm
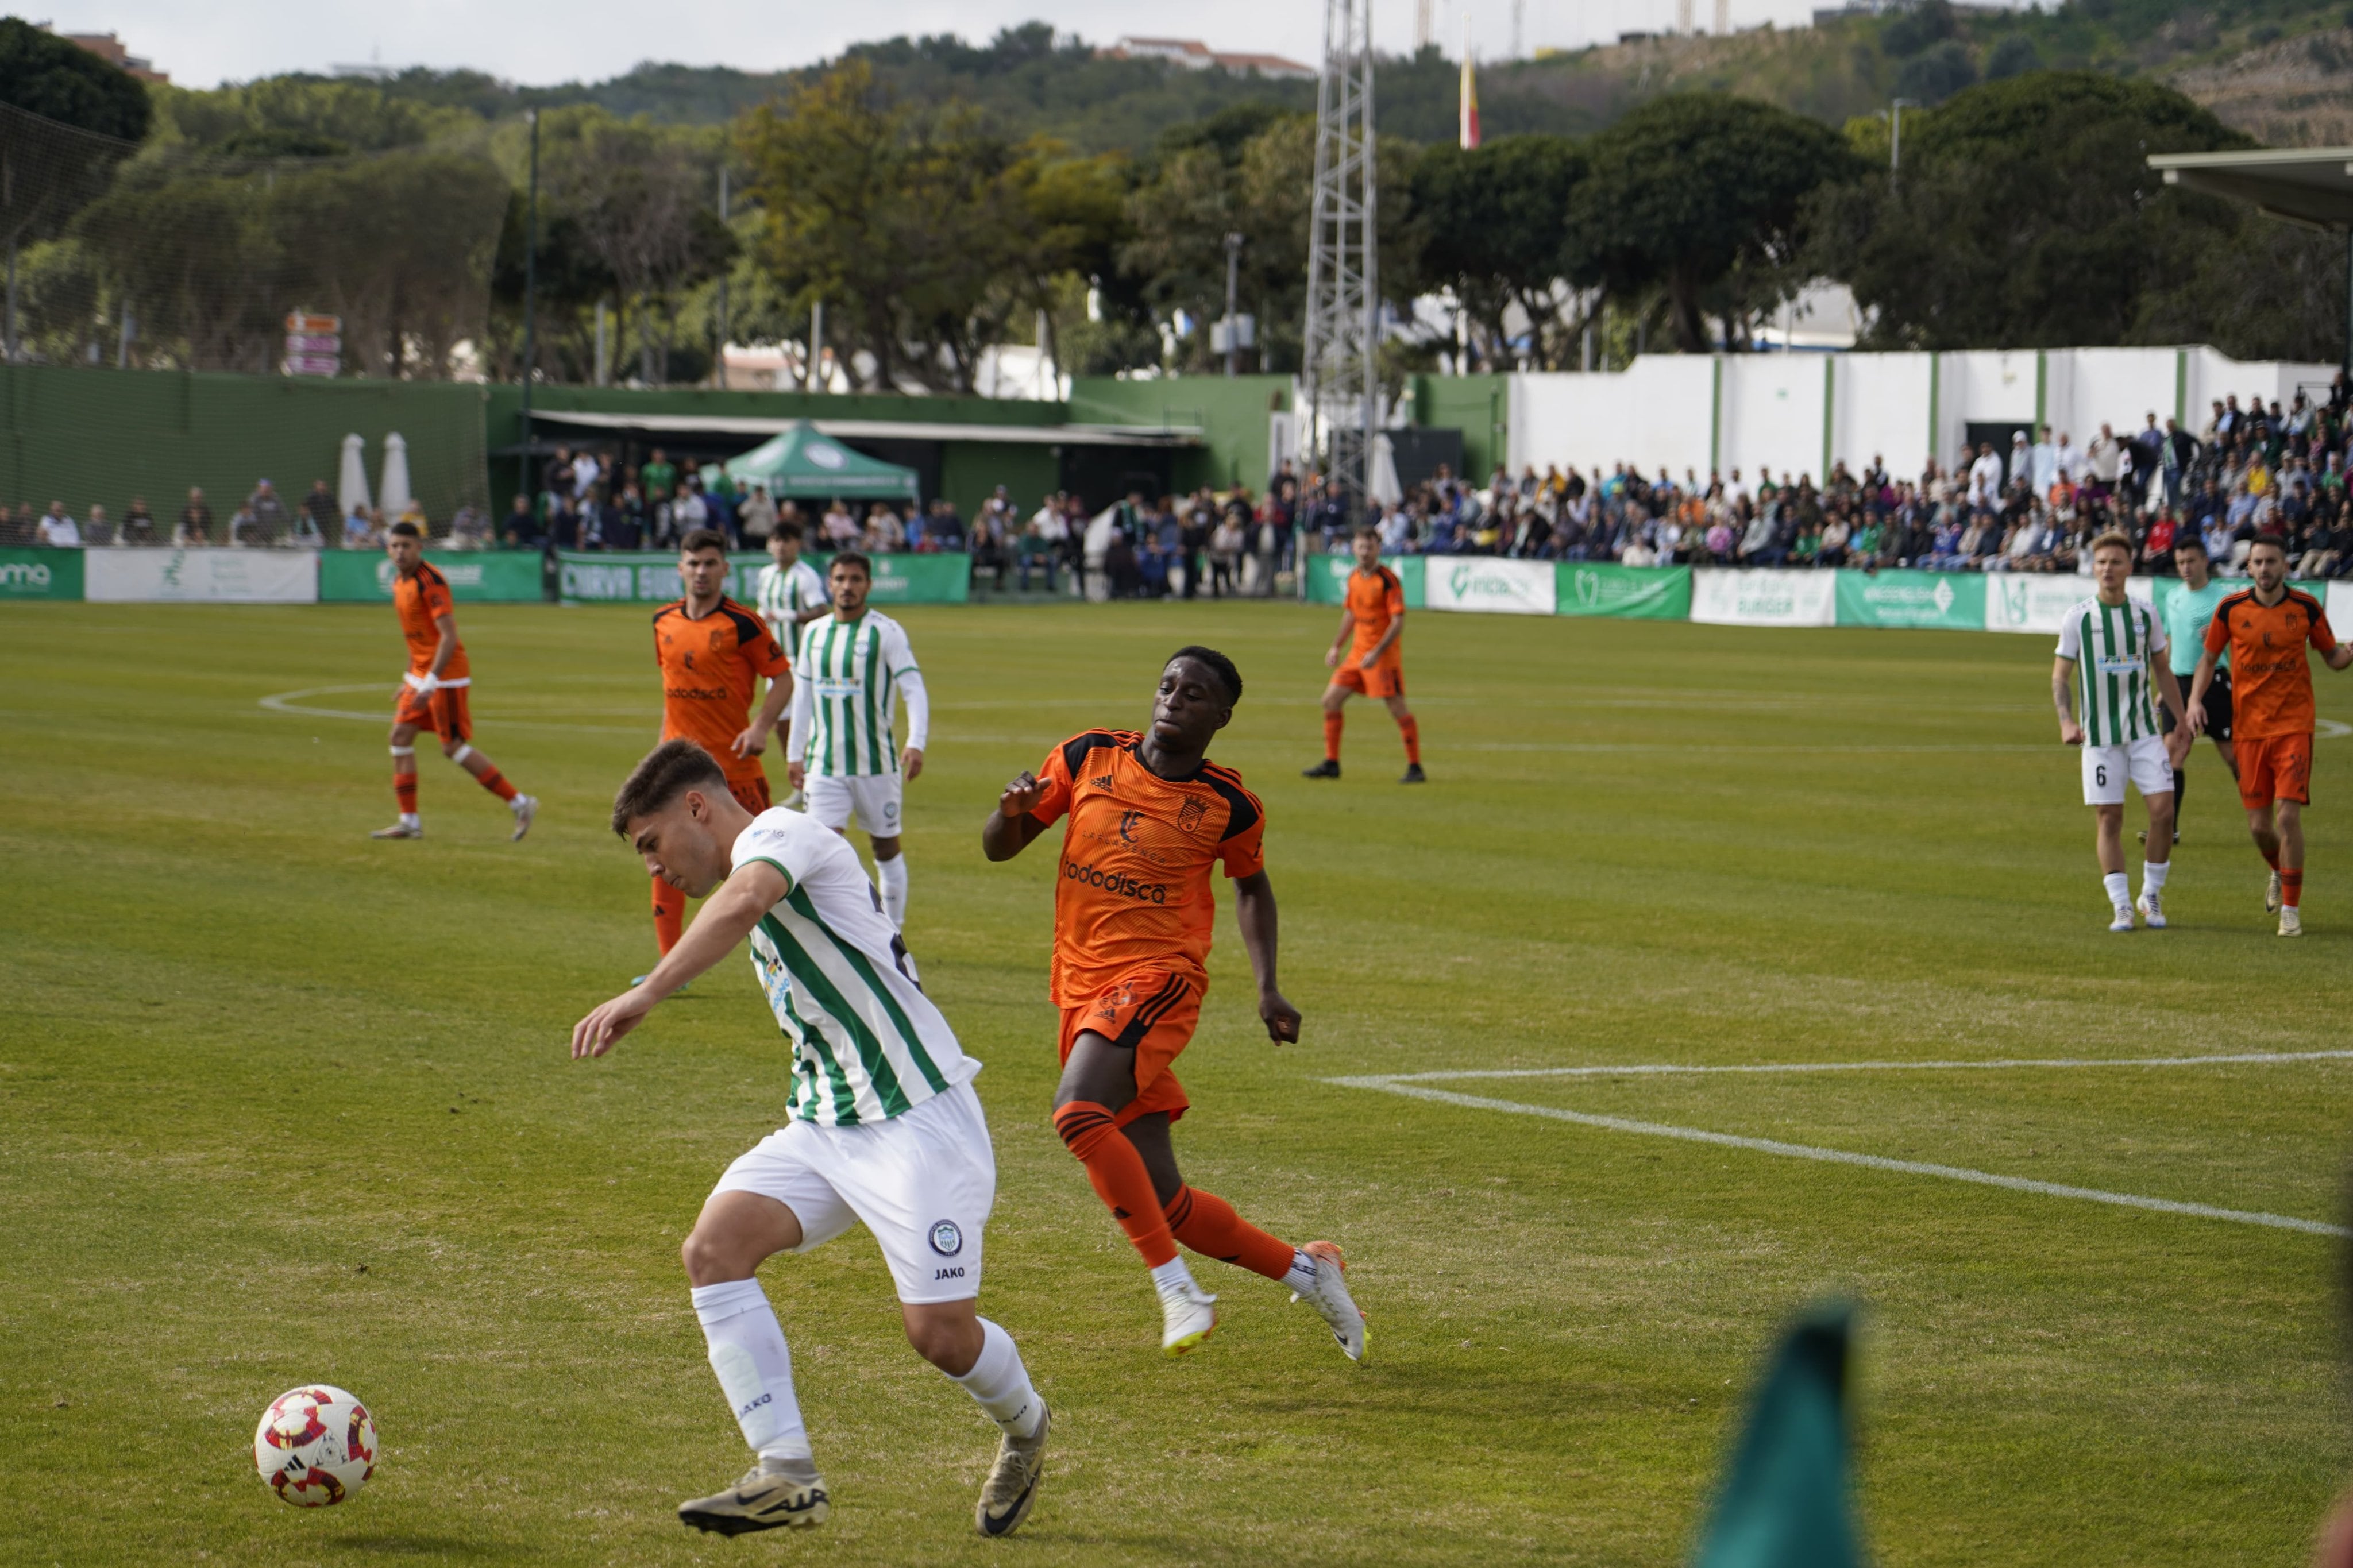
[429,616,457,679]
[2051,659,2081,743]
[1327,612,1355,665]
[736,675,793,755]
[1367,614,1402,662]
[2328,643,2353,672]
[1232,871,1300,1044]
[571,866,784,1059]
[2155,665,2189,728]
[2186,650,2218,733]
[982,772,1047,862]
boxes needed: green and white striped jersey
[754,558,826,646]
[788,611,928,777]
[732,807,978,1126]
[2057,593,2170,746]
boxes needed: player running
[371,520,538,841]
[2051,531,2190,932]
[645,528,792,970]
[2149,535,2238,844]
[982,646,1367,1362]
[1303,526,1425,783]
[2188,532,2353,936]
[786,551,928,929]
[574,740,1049,1539]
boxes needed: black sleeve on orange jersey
[1059,730,1124,779]
[1199,765,1261,841]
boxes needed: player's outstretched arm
[570,862,789,1059]
[2051,657,2083,747]
[981,771,1048,861]
[1232,870,1301,1045]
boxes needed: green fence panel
[1554,562,1692,620]
[319,549,545,603]
[0,547,84,600]
[556,551,969,606]
[1304,553,1425,608]
[1833,570,1986,630]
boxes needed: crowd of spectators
[1330,379,2353,581]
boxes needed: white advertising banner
[1425,555,1556,615]
[84,548,319,604]
[2332,580,2353,631]
[1984,572,2104,635]
[1690,568,1837,627]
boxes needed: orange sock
[2282,868,2304,909]
[1323,711,1343,762]
[652,876,686,956]
[1397,713,1421,765]
[2262,844,2282,870]
[1052,1102,1176,1267]
[1163,1184,1295,1281]
[475,767,518,802]
[394,773,418,815]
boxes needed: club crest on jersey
[1176,797,1208,835]
[928,1220,963,1256]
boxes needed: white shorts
[804,773,902,836]
[711,1081,994,1304]
[2082,735,2173,805]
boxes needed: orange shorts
[1058,967,1200,1127]
[726,770,772,813]
[2236,733,2312,810]
[394,682,471,746]
[1333,656,1405,700]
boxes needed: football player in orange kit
[982,646,1367,1362]
[642,528,793,971]
[2187,532,2353,936]
[1302,526,1424,782]
[371,520,538,841]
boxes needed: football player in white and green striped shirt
[2052,531,2192,932]
[572,739,1048,1540]
[786,551,929,928]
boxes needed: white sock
[1149,1257,1198,1296]
[399,812,419,829]
[2103,871,2131,909]
[2140,859,2169,898]
[691,1279,812,1462]
[1280,1250,1320,1295]
[875,853,908,928]
[948,1319,1043,1439]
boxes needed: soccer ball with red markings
[253,1385,376,1507]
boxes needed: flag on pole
[1691,1303,1868,1568]
[1459,26,1481,149]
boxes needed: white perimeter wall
[1505,346,2337,482]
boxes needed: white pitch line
[1336,1078,2349,1238]
[1338,1049,2353,1086]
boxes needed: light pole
[1222,231,1244,377]
[1888,96,1916,191]
[518,108,540,508]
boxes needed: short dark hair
[2249,531,2288,555]
[610,740,728,836]
[2171,534,2207,551]
[771,519,804,543]
[1168,645,1243,704]
[388,520,421,539]
[680,527,728,557]
[829,550,872,580]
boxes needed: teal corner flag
[1693,1303,1866,1568]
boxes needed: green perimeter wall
[1409,374,1510,481]
[1069,375,1289,496]
[0,365,488,531]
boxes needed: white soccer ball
[253,1384,377,1507]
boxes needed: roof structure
[522,410,1202,447]
[2147,148,2353,229]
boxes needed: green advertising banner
[1304,553,1426,608]
[0,547,84,600]
[556,551,969,606]
[1554,562,1692,620]
[319,550,545,603]
[1833,569,1986,631]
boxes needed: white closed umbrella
[379,432,413,522]
[337,432,371,520]
[1369,431,1404,507]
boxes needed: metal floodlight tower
[1301,0,1378,526]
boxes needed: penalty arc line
[1334,1077,2348,1239]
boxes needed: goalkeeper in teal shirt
[2155,534,2236,842]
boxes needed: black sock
[2173,768,2186,814]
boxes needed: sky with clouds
[38,0,1835,91]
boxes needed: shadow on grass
[334,1535,522,1558]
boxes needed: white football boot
[2136,889,2166,930]
[1158,1272,1218,1357]
[974,1401,1048,1537]
[1290,1239,1367,1363]
[508,793,538,841]
[677,1459,828,1536]
[2279,907,2304,938]
[2108,905,2135,933]
[2267,871,2283,913]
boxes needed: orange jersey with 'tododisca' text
[653,597,789,775]
[1345,565,1406,663]
[1028,730,1267,1008]
[393,562,469,681]
[2205,588,2336,740]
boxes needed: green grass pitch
[3,598,2350,1566]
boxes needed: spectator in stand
[1967,442,2003,511]
[119,497,157,545]
[640,447,677,508]
[970,506,1008,592]
[546,493,580,550]
[37,500,79,547]
[571,447,601,500]
[175,488,213,546]
[450,505,493,551]
[227,499,264,546]
[84,502,115,544]
[501,495,541,550]
[345,500,379,550]
[613,482,647,550]
[739,483,777,546]
[2304,505,2344,578]
[303,480,340,546]
[248,480,289,545]
[1209,507,1245,596]
[862,501,905,553]
[395,498,430,538]
[2142,510,2178,574]
[2028,424,2059,497]
[821,498,858,549]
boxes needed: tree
[1811,73,2282,352]
[1892,41,1977,106]
[0,18,151,140]
[1569,95,1860,353]
[1413,135,1587,369]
